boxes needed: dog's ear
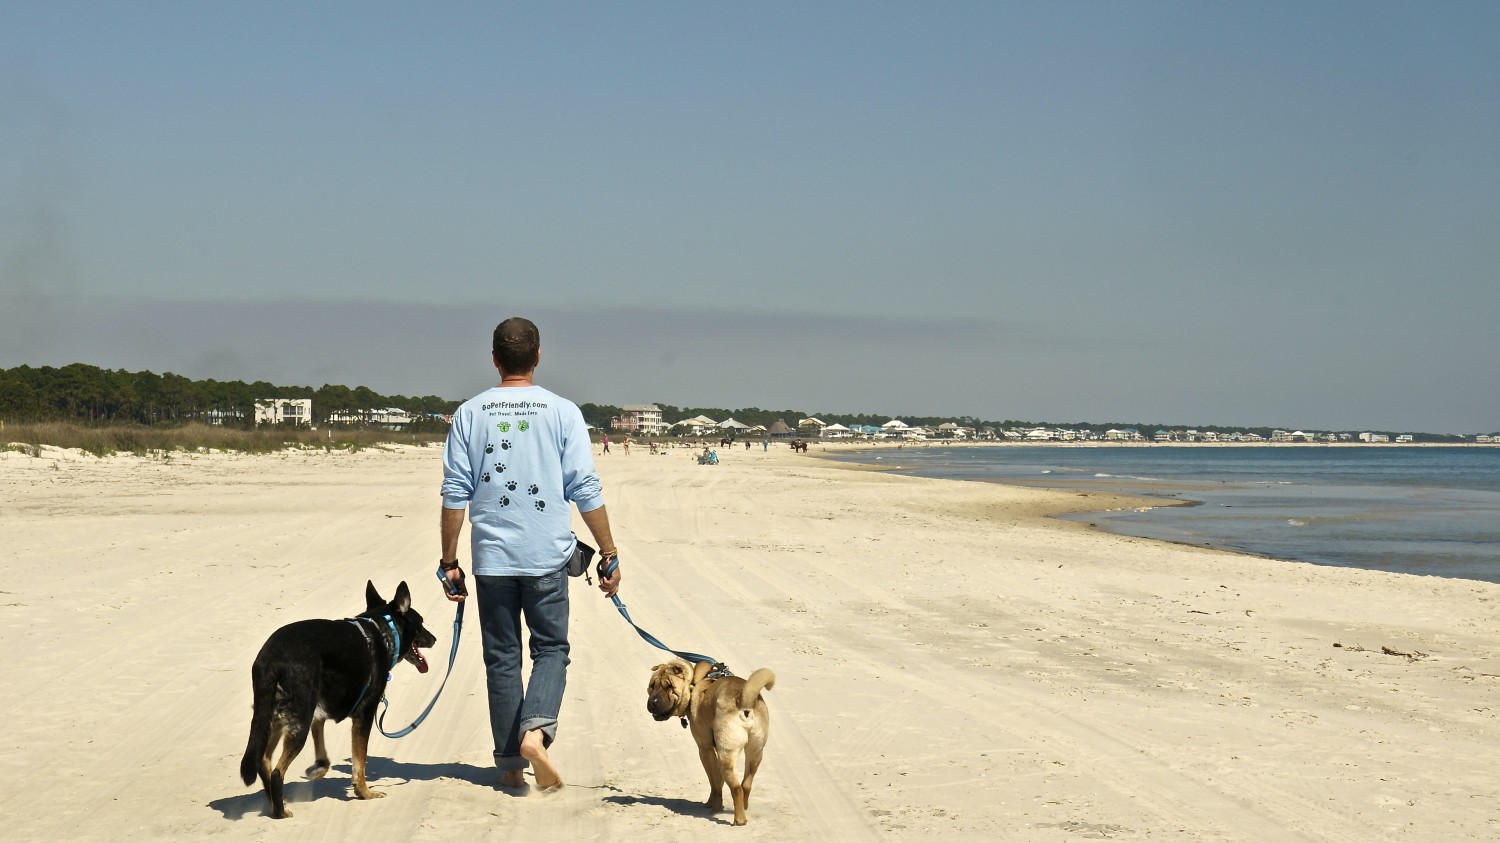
[365,580,383,610]
[667,663,686,677]
[393,581,412,613]
[652,663,666,673]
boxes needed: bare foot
[519,730,563,792]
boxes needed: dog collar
[379,614,402,673]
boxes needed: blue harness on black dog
[345,603,465,739]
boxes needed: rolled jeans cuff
[519,715,558,746]
[492,717,558,771]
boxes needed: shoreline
[801,441,1500,582]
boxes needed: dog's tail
[240,665,275,786]
[740,668,776,710]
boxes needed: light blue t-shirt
[441,385,603,576]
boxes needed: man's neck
[499,373,535,389]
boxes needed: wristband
[436,563,467,597]
[439,558,461,571]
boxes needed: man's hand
[438,563,468,602]
[598,556,621,598]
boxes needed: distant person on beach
[437,316,621,793]
[601,433,610,455]
[622,436,631,455]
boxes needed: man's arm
[440,505,467,601]
[578,504,620,597]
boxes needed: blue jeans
[475,570,570,771]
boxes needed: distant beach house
[672,411,717,432]
[327,407,414,429]
[612,405,666,436]
[877,419,917,439]
[669,415,718,436]
[930,423,977,440]
[254,398,311,427]
[797,417,828,438]
[718,418,752,435]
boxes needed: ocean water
[828,445,1500,584]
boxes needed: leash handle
[378,601,464,739]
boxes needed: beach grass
[0,421,444,457]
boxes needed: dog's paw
[305,760,329,780]
[534,500,545,511]
[355,787,385,800]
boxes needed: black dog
[239,581,437,818]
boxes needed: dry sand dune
[2,442,1498,841]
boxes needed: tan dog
[647,659,775,825]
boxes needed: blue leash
[375,593,465,739]
[598,557,719,665]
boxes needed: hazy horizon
[3,3,1496,434]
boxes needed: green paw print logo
[496,421,511,432]
[517,420,530,432]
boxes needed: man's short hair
[492,317,540,375]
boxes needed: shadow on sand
[209,758,497,820]
[603,792,734,825]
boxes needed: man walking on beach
[438,316,622,792]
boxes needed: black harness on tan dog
[677,662,737,729]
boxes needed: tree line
[0,364,459,432]
[3,365,1455,441]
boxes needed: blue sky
[2,2,1497,432]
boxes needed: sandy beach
[3,441,1499,842]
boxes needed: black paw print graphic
[499,440,511,450]
[499,495,510,507]
[481,472,491,483]
[527,484,539,495]
[485,444,493,454]
[505,481,518,491]
[494,462,506,473]
[534,500,546,511]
